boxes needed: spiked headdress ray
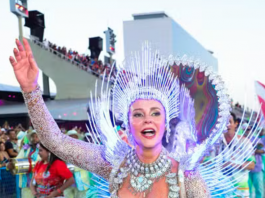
[113,44,180,142]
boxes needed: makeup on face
[129,99,166,148]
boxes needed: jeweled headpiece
[113,44,180,142]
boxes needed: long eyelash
[152,112,161,116]
[133,113,142,117]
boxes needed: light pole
[18,15,23,41]
[104,27,116,65]
[10,0,29,41]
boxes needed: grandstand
[27,37,107,100]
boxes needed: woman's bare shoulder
[168,156,179,173]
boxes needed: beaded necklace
[112,147,180,198]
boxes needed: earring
[48,152,51,162]
[166,125,170,143]
[126,129,135,147]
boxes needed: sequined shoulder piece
[22,85,112,180]
[184,170,210,198]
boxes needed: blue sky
[1,0,265,109]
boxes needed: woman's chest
[118,176,172,198]
[35,165,61,185]
[0,153,3,161]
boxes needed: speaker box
[25,10,45,29]
[89,37,103,50]
[89,37,103,59]
[25,10,45,42]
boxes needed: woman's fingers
[9,56,17,67]
[13,48,21,62]
[28,53,38,71]
[23,38,33,57]
[15,39,26,59]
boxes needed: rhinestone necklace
[112,147,180,198]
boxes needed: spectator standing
[2,121,10,130]
[259,129,265,195]
[215,113,255,197]
[0,141,9,168]
[30,143,74,198]
[248,138,264,198]
[43,39,49,49]
[0,128,6,143]
[5,129,19,158]
[17,130,26,150]
[0,141,13,197]
[17,130,40,198]
[0,130,9,143]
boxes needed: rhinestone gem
[169,191,179,198]
[166,173,176,178]
[170,185,180,192]
[134,170,138,176]
[138,176,144,183]
[167,178,177,185]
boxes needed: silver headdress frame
[113,44,180,142]
[87,43,231,169]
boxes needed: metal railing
[0,167,20,198]
[29,36,103,76]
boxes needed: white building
[123,12,218,71]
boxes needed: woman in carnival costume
[8,38,262,197]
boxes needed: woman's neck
[135,144,162,164]
[224,130,235,144]
[43,160,48,164]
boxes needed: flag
[255,81,265,126]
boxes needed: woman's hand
[9,38,39,93]
[32,191,41,198]
[46,190,59,198]
[6,161,15,170]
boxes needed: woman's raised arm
[9,38,112,180]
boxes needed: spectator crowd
[1,110,265,198]
[37,38,117,80]
[0,121,94,198]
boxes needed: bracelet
[57,188,62,194]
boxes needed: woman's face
[129,99,166,149]
[38,146,49,161]
[0,143,5,151]
[227,117,238,133]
